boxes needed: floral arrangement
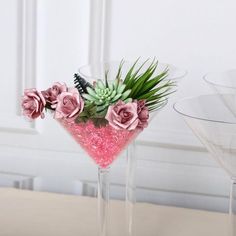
[22,59,174,130]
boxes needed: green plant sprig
[122,59,175,111]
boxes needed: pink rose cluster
[105,100,149,130]
[22,82,84,120]
[22,82,149,130]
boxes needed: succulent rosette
[21,59,174,131]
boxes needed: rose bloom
[105,100,139,130]
[42,82,67,108]
[22,88,46,119]
[54,88,84,120]
[136,100,149,129]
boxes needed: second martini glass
[203,69,236,116]
[203,69,236,94]
[174,94,236,235]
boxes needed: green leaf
[45,103,55,110]
[75,115,89,124]
[108,82,113,91]
[146,89,175,103]
[95,86,100,94]
[117,84,126,94]
[124,58,156,88]
[123,58,140,84]
[87,87,99,99]
[137,82,174,100]
[146,99,167,107]
[96,104,108,112]
[82,93,97,101]
[111,93,122,102]
[123,98,132,103]
[94,100,104,105]
[137,71,169,96]
[128,59,151,80]
[121,89,131,100]
[110,90,116,99]
[113,79,119,90]
[91,118,108,128]
[94,109,107,118]
[137,87,163,100]
[105,70,109,87]
[149,104,166,111]
[129,62,158,97]
[97,80,105,89]
[115,59,124,82]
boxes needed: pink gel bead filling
[58,120,140,168]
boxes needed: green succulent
[82,78,131,113]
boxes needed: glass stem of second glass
[126,141,137,236]
[230,177,236,236]
[229,177,236,236]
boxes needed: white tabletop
[0,188,229,236]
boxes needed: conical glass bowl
[174,94,236,177]
[58,118,141,168]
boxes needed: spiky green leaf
[121,89,131,100]
[82,93,97,101]
[97,80,105,89]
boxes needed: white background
[0,0,236,212]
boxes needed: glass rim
[173,94,236,125]
[78,60,187,81]
[203,69,236,90]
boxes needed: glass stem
[230,177,236,236]
[98,166,110,236]
[125,141,136,236]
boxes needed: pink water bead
[58,120,140,168]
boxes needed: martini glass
[203,70,236,116]
[76,61,186,236]
[57,61,173,236]
[174,94,236,235]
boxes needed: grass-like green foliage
[122,59,175,111]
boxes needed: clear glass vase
[203,70,236,235]
[77,60,186,236]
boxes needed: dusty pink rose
[136,100,149,129]
[105,100,139,130]
[54,88,84,120]
[42,82,67,108]
[21,88,46,119]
